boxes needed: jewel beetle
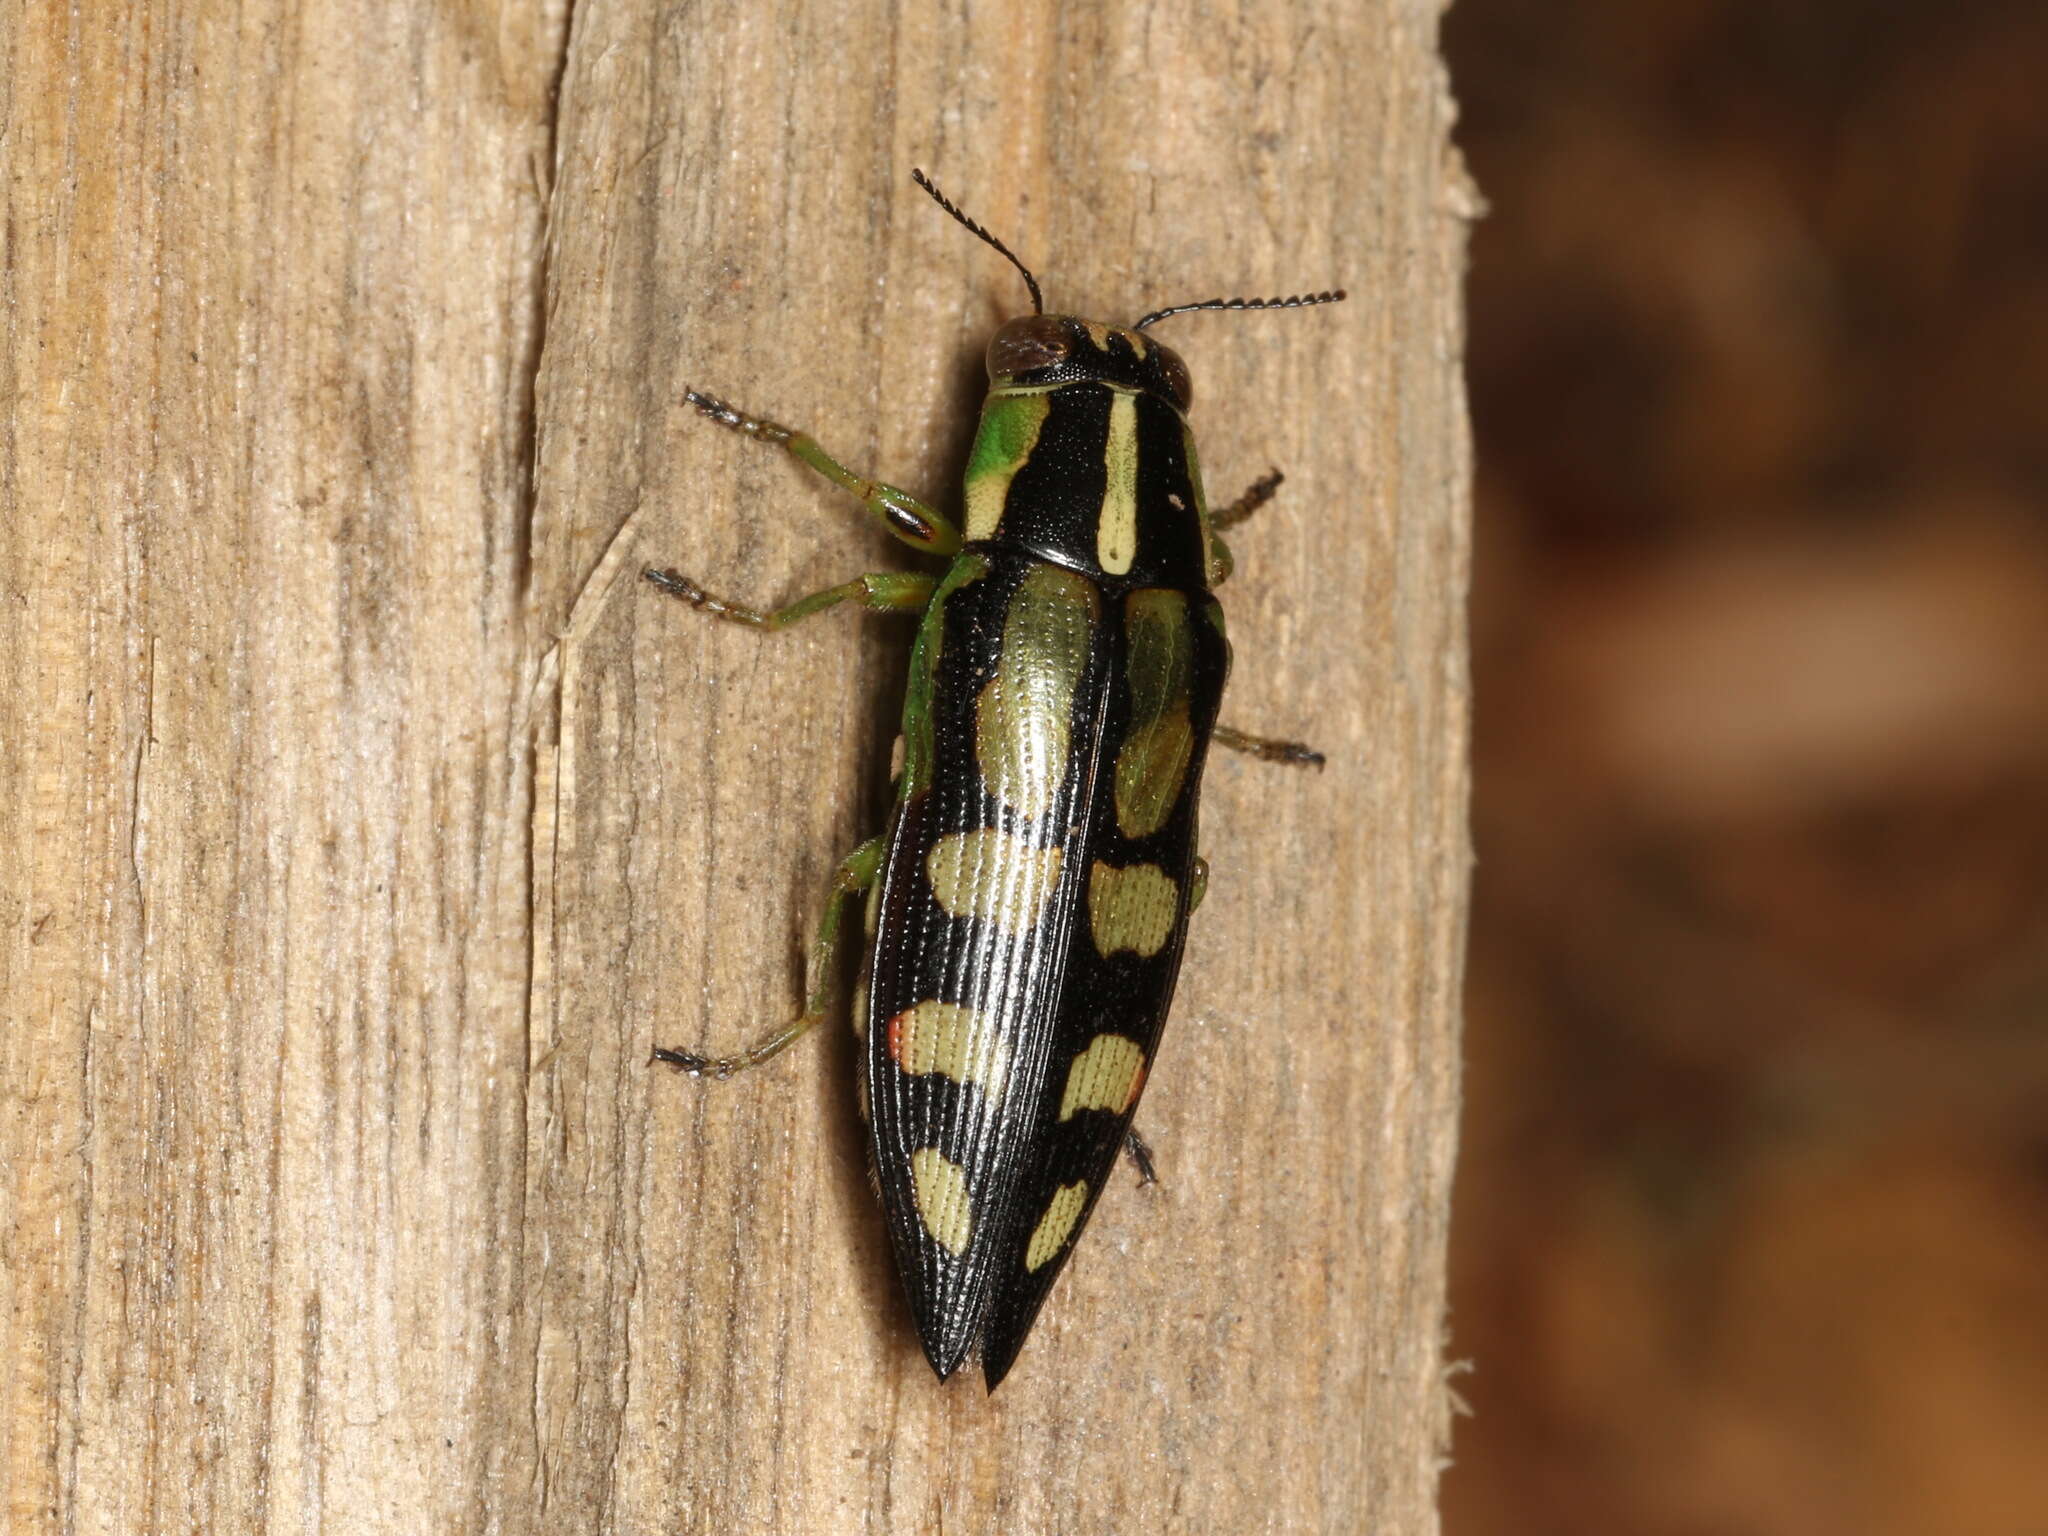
[647,170,1342,1389]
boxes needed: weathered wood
[1,0,1473,1531]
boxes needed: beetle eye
[987,316,1072,379]
[1154,344,1192,410]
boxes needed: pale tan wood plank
[2,0,1470,1530]
[533,2,1473,1533]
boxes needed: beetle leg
[1122,1127,1160,1187]
[653,835,887,1078]
[1211,467,1284,531]
[1188,856,1210,913]
[642,567,934,631]
[1206,534,1235,587]
[1212,724,1325,769]
[1206,468,1286,585]
[683,388,963,555]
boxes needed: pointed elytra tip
[918,1326,976,1387]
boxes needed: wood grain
[0,0,1474,1531]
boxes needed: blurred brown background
[1443,1,2048,1532]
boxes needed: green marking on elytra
[910,1148,974,1256]
[1057,1034,1147,1121]
[1024,1180,1090,1272]
[926,829,1066,934]
[1114,589,1196,838]
[963,390,1052,541]
[888,999,1013,1099]
[1087,858,1180,958]
[976,566,1099,819]
[900,555,991,798]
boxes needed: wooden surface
[0,1,1474,1531]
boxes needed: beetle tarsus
[643,567,771,627]
[682,388,792,444]
[643,567,710,605]
[652,1046,737,1080]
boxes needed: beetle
[646,170,1342,1388]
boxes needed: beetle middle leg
[1203,467,1325,766]
[1204,467,1285,585]
[1212,468,1284,531]
[1212,724,1324,769]
[653,834,886,1079]
[643,567,934,631]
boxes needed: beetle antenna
[912,168,1045,316]
[1131,289,1347,331]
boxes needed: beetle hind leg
[1122,1127,1161,1187]
[652,834,886,1078]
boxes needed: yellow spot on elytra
[911,1148,973,1256]
[887,1000,1011,1098]
[976,566,1098,819]
[926,829,1065,935]
[1088,860,1181,958]
[964,391,1051,542]
[1097,392,1140,575]
[1115,589,1195,836]
[1025,1181,1090,1271]
[1083,320,1113,351]
[1059,1034,1148,1121]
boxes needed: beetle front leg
[1212,724,1325,768]
[643,567,934,631]
[683,388,963,556]
[653,835,886,1079]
